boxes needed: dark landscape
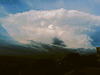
[0,51,99,75]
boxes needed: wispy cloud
[22,0,98,15]
[0,5,9,17]
[0,0,100,15]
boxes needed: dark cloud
[52,37,66,47]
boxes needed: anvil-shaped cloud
[1,8,100,49]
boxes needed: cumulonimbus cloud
[1,8,100,49]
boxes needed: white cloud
[1,8,100,49]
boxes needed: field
[0,52,99,75]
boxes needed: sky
[0,0,100,50]
[0,0,100,16]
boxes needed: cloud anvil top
[1,8,100,49]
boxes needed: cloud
[0,5,9,17]
[1,8,100,49]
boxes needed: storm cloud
[1,8,100,49]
